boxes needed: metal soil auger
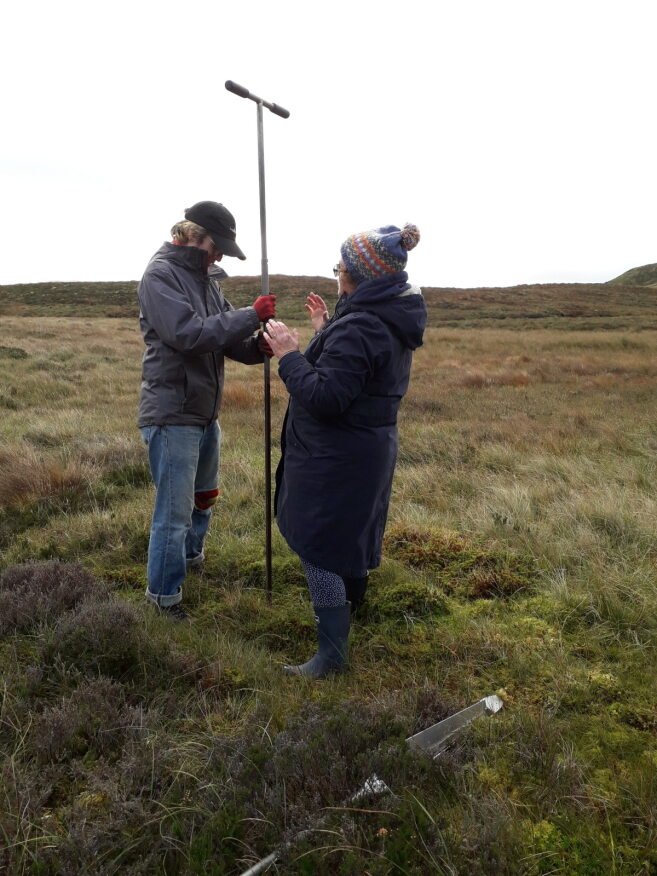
[225,80,290,602]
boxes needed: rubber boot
[343,575,369,615]
[283,603,351,678]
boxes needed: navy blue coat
[274,271,427,578]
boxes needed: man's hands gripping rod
[252,293,276,322]
[253,293,277,358]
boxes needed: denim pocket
[139,426,152,446]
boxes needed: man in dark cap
[137,200,276,620]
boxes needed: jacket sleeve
[138,265,260,355]
[225,336,264,364]
[220,298,265,364]
[277,316,389,418]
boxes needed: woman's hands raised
[264,319,300,360]
[264,292,328,359]
[305,293,329,332]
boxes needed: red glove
[257,331,274,358]
[252,294,276,322]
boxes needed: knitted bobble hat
[340,223,420,283]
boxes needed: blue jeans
[140,423,220,606]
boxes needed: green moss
[100,564,147,589]
[234,554,307,591]
[371,578,449,620]
[384,523,538,600]
[611,701,657,733]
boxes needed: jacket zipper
[205,276,221,420]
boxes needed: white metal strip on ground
[406,694,504,756]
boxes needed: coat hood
[341,271,427,350]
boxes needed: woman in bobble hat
[264,223,427,678]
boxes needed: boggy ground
[0,290,656,874]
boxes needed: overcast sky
[1,0,655,289]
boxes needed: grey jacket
[137,243,262,426]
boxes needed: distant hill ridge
[1,277,656,330]
[608,262,657,287]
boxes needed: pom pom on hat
[340,223,420,283]
[400,223,420,251]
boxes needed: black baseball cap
[184,201,246,260]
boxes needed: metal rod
[257,100,273,604]
[226,80,290,604]
[239,852,278,876]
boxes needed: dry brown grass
[458,369,531,388]
[3,319,654,549]
[222,376,289,409]
[0,443,91,508]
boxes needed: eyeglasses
[333,263,347,277]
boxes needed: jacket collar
[156,241,208,274]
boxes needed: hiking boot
[157,602,190,622]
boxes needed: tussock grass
[1,303,657,872]
[384,523,537,600]
[0,443,92,508]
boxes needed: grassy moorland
[0,279,656,874]
[2,276,657,329]
[608,263,657,287]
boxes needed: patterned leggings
[300,558,346,608]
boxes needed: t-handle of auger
[225,80,291,119]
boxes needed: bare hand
[264,319,300,359]
[304,293,329,332]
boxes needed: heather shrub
[49,599,167,682]
[2,724,180,876]
[0,344,28,359]
[203,698,474,873]
[411,682,462,733]
[0,760,56,876]
[234,700,411,830]
[0,561,107,634]
[29,677,144,764]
